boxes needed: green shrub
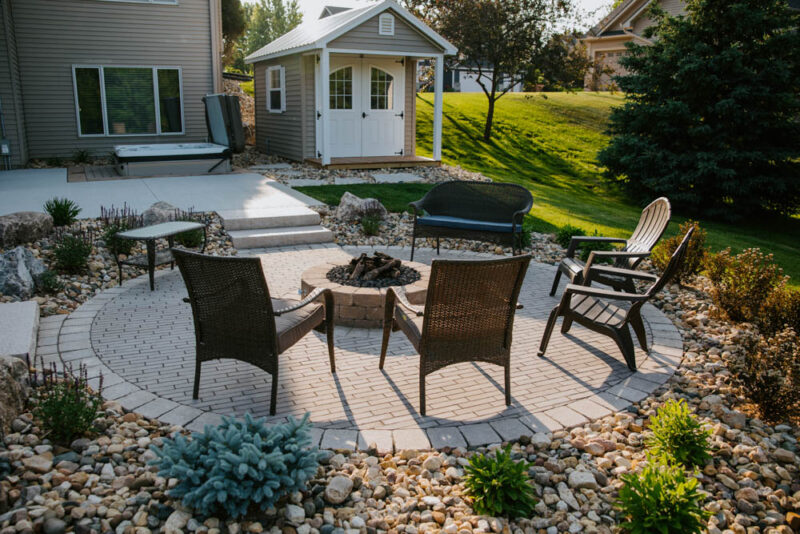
[578,229,616,263]
[174,227,205,248]
[37,270,63,294]
[46,157,63,167]
[150,413,320,518]
[102,222,133,256]
[616,459,710,534]
[31,363,103,444]
[705,248,786,323]
[646,399,711,468]
[555,224,585,248]
[72,149,91,164]
[757,286,800,337]
[361,215,381,236]
[652,221,707,283]
[463,445,537,519]
[54,235,93,273]
[519,220,535,249]
[44,197,82,226]
[733,327,800,424]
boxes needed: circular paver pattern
[48,244,684,451]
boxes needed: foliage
[150,413,320,518]
[222,0,247,65]
[533,33,594,91]
[360,215,381,237]
[173,211,206,248]
[646,399,711,468]
[244,0,302,55]
[616,459,710,534]
[72,149,91,164]
[100,204,143,256]
[578,230,615,263]
[102,222,133,256]
[705,248,786,323]
[44,197,82,226]
[519,219,535,249]
[37,270,63,294]
[598,0,800,220]
[46,157,63,167]
[30,361,103,444]
[463,445,537,519]
[555,224,585,249]
[54,235,93,273]
[757,286,800,337]
[733,327,800,424]
[652,221,707,283]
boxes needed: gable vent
[378,13,395,36]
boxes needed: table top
[118,221,204,240]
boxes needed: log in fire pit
[300,254,430,328]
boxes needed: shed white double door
[322,56,405,158]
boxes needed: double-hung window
[267,65,286,113]
[73,66,184,136]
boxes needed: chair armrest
[274,287,332,316]
[388,287,424,316]
[563,283,649,302]
[408,200,425,215]
[566,236,628,256]
[583,250,650,273]
[587,265,658,282]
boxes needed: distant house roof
[245,0,457,63]
[319,6,352,19]
[586,0,646,37]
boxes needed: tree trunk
[483,96,496,142]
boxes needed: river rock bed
[250,162,491,186]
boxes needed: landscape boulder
[335,192,388,222]
[0,246,47,300]
[143,201,179,226]
[0,212,53,247]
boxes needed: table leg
[146,239,156,291]
[168,236,175,270]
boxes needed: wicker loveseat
[408,181,533,260]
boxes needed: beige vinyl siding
[329,10,444,55]
[10,0,216,160]
[0,0,26,167]
[301,55,316,159]
[254,54,304,161]
[404,58,416,156]
[632,0,685,33]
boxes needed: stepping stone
[249,163,293,170]
[286,179,328,188]
[334,177,367,185]
[274,170,305,177]
[373,172,423,184]
[0,301,39,360]
[427,427,467,449]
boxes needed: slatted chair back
[173,250,279,375]
[419,255,531,373]
[418,181,533,222]
[619,197,672,268]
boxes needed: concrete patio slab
[0,301,39,361]
[373,172,422,184]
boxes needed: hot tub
[114,143,231,177]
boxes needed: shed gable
[328,9,444,55]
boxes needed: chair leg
[538,305,561,357]
[193,360,201,399]
[549,270,563,297]
[419,368,426,416]
[629,311,648,351]
[561,316,574,334]
[504,364,511,406]
[410,227,417,261]
[324,292,336,373]
[270,370,278,416]
[436,237,440,255]
[611,326,637,371]
[380,295,396,370]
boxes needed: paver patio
[37,244,683,452]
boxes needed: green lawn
[300,92,800,284]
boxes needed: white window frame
[72,65,185,137]
[266,65,286,113]
[378,13,395,36]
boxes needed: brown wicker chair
[380,255,531,416]
[172,249,335,416]
[549,197,671,296]
[538,228,693,371]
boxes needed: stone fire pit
[300,255,430,328]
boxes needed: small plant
[173,208,205,248]
[705,248,786,323]
[29,359,103,444]
[646,399,711,468]
[361,214,381,236]
[733,327,800,424]
[46,156,63,167]
[578,229,616,263]
[54,234,93,273]
[100,204,143,257]
[463,445,537,519]
[757,285,800,336]
[72,149,91,164]
[616,459,710,534]
[150,413,320,518]
[519,219,535,249]
[555,224,585,248]
[44,197,82,226]
[651,221,707,283]
[37,270,64,294]
[102,222,133,256]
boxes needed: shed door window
[267,66,286,112]
[329,67,353,110]
[370,68,393,110]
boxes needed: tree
[221,0,247,67]
[533,32,594,91]
[598,0,800,220]
[415,0,571,141]
[245,0,303,56]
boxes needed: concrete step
[219,207,321,231]
[0,301,39,362]
[228,225,334,249]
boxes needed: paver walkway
[37,244,684,452]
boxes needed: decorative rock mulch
[0,214,235,317]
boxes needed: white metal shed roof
[245,0,457,63]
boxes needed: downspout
[209,0,223,93]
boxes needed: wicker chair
[538,228,693,371]
[172,249,335,416]
[549,197,671,296]
[380,255,531,416]
[408,181,534,261]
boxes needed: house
[245,1,457,169]
[0,0,223,169]
[417,61,523,93]
[581,0,685,90]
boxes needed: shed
[245,0,456,169]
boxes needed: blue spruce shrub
[150,412,320,518]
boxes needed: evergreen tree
[598,0,800,220]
